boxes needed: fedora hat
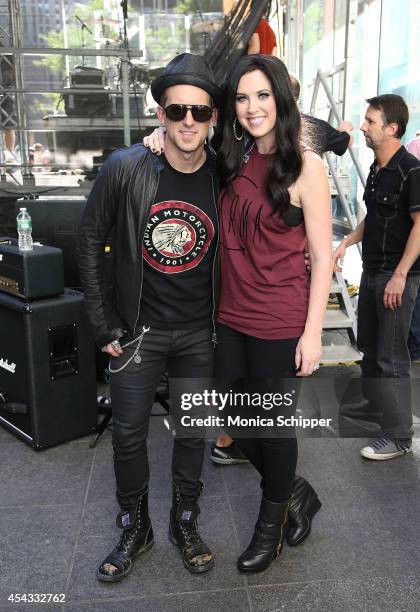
[151,53,221,107]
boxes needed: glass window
[333,0,347,67]
[301,0,325,108]
[379,0,420,142]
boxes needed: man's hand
[103,339,124,357]
[383,273,406,309]
[143,127,166,154]
[332,241,347,272]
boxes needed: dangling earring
[233,117,244,141]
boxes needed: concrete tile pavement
[0,388,420,611]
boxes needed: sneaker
[360,436,412,460]
[210,442,249,465]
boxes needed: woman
[214,55,331,573]
[144,55,332,573]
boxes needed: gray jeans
[357,270,420,439]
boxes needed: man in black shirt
[333,94,420,460]
[79,53,220,581]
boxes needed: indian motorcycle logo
[142,200,215,274]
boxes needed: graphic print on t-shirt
[218,175,263,254]
[143,200,215,274]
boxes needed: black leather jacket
[78,144,219,347]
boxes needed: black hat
[151,53,221,107]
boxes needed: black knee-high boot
[237,495,289,573]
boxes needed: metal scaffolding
[0,0,153,191]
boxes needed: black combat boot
[169,481,214,573]
[286,476,321,546]
[97,488,154,582]
[237,495,289,573]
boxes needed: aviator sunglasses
[164,104,213,123]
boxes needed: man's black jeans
[109,327,214,510]
[357,270,420,440]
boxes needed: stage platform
[1,364,420,611]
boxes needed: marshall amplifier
[0,289,97,449]
[0,239,64,299]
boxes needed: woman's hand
[143,126,166,154]
[295,331,322,376]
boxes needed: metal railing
[310,66,366,254]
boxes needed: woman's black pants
[215,323,299,503]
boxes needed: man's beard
[364,136,374,150]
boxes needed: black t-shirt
[362,146,420,274]
[303,114,350,156]
[139,153,217,328]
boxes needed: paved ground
[1,366,420,612]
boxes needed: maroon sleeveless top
[217,148,310,339]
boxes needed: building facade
[282,0,420,221]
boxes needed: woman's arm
[247,33,260,54]
[295,151,333,376]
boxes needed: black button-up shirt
[362,146,420,274]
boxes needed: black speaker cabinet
[64,91,111,117]
[0,289,97,449]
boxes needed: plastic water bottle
[17,207,33,251]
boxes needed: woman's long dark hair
[215,55,303,217]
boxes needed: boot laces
[118,499,144,550]
[180,520,201,545]
[175,488,201,545]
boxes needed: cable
[192,0,205,23]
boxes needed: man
[333,94,420,460]
[406,130,420,361]
[79,53,220,581]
